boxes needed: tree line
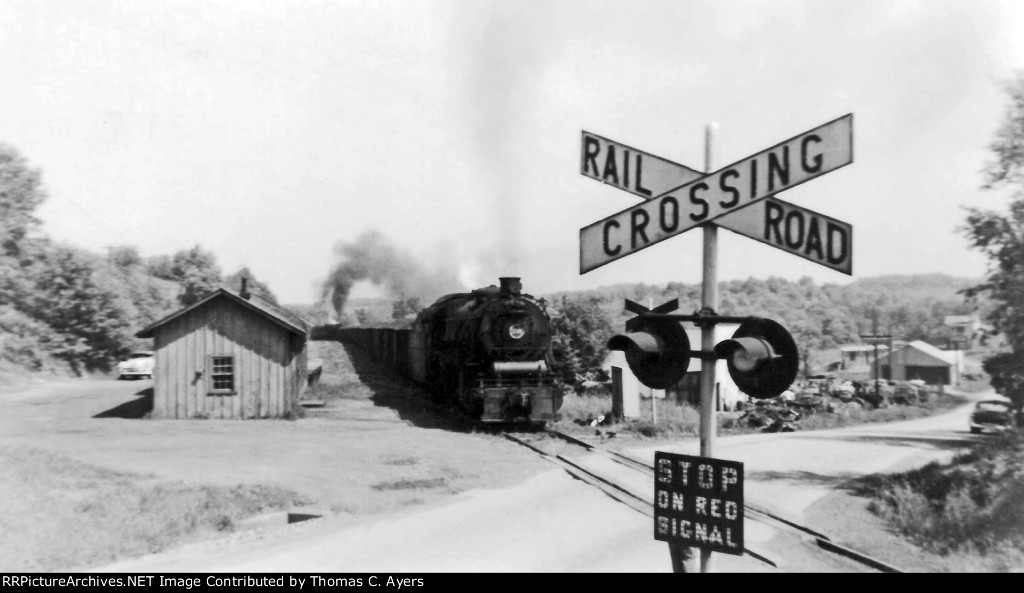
[0,143,277,377]
[542,273,983,387]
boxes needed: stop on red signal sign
[654,451,744,556]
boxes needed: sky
[2,0,1024,306]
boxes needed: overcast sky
[3,0,1023,305]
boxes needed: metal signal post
[697,122,718,574]
[668,122,721,574]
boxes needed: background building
[882,340,963,386]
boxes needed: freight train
[324,277,562,424]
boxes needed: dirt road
[96,394,992,573]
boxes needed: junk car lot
[0,342,550,572]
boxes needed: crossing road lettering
[720,198,852,274]
[579,114,853,273]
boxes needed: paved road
[99,392,995,573]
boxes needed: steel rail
[504,431,777,569]
[541,428,906,573]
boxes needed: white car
[116,351,154,380]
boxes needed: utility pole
[649,296,658,426]
[861,308,892,401]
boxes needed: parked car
[969,399,1016,434]
[116,351,154,380]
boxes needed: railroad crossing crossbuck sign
[579,114,854,274]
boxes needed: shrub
[868,433,1024,557]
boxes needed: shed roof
[885,340,958,367]
[136,288,311,339]
[839,344,889,353]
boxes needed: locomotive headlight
[508,323,527,339]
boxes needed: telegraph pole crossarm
[860,312,894,401]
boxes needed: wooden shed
[136,285,310,419]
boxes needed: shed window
[209,356,235,394]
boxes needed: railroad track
[503,427,904,573]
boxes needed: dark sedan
[969,400,1017,434]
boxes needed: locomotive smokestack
[499,277,522,295]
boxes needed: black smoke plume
[322,230,465,318]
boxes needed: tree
[962,70,1024,413]
[108,245,142,270]
[888,306,910,336]
[354,308,376,326]
[982,353,1024,421]
[391,296,422,320]
[145,254,176,281]
[789,315,836,378]
[549,296,614,386]
[223,266,277,303]
[29,246,132,372]
[168,245,222,306]
[0,143,47,258]
[0,144,48,313]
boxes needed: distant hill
[290,273,990,349]
[825,274,982,302]
[543,273,989,346]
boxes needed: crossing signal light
[607,317,691,389]
[714,317,799,399]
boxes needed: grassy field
[0,341,548,572]
[0,445,311,571]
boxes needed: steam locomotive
[329,277,562,424]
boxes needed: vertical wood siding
[151,296,306,419]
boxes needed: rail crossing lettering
[579,114,853,273]
[653,451,744,555]
[580,131,704,199]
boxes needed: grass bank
[863,432,1024,572]
[0,445,310,572]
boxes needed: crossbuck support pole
[698,122,719,574]
[671,123,719,574]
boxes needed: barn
[136,282,310,419]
